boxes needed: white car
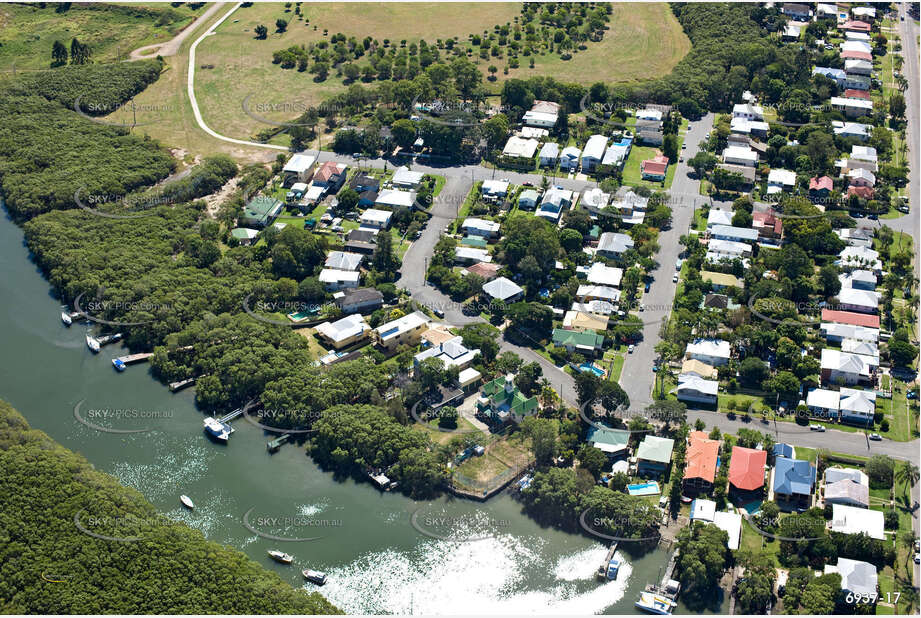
[628,345,635,354]
[809,424,825,432]
[672,273,679,283]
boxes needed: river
[0,210,725,615]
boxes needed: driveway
[129,3,227,60]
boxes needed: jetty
[112,352,154,371]
[595,542,619,580]
[169,377,196,392]
[267,433,291,452]
[218,407,244,424]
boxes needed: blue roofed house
[773,443,794,459]
[539,142,559,168]
[773,457,816,511]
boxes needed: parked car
[433,308,445,319]
[809,424,826,432]
[672,273,679,283]
[644,281,651,293]
[522,181,534,187]
[869,433,882,441]
[675,259,683,271]
[628,345,635,353]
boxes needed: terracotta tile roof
[728,446,767,491]
[685,431,720,483]
[809,175,834,191]
[465,262,500,280]
[841,50,873,61]
[844,89,871,100]
[822,309,880,328]
[848,185,875,199]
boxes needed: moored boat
[268,550,293,564]
[203,417,233,442]
[86,334,100,353]
[112,358,126,372]
[635,591,676,615]
[179,495,194,510]
[61,311,72,326]
[302,569,327,585]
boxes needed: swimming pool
[579,363,605,377]
[741,500,762,515]
[627,481,661,496]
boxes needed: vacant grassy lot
[0,3,201,71]
[186,2,689,147]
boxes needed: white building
[481,179,510,198]
[462,218,501,238]
[324,251,364,271]
[539,142,559,167]
[707,209,734,228]
[375,189,416,209]
[831,504,885,540]
[282,153,317,183]
[414,335,479,370]
[315,314,370,349]
[318,268,360,291]
[686,339,731,366]
[722,145,758,167]
[359,208,393,229]
[454,247,492,264]
[391,166,424,188]
[837,288,880,313]
[502,136,539,159]
[581,135,608,172]
[522,110,558,128]
[482,277,523,303]
[732,103,764,121]
[586,262,624,287]
[596,232,635,259]
[671,374,719,404]
[767,168,797,194]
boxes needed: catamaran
[203,417,233,442]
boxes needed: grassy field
[0,3,202,71]
[621,143,682,189]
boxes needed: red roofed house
[848,185,875,199]
[809,175,834,200]
[752,209,783,241]
[311,161,348,192]
[728,446,768,499]
[844,89,871,100]
[641,152,669,181]
[841,50,873,61]
[840,20,872,33]
[683,431,720,496]
[464,261,500,281]
[821,308,880,329]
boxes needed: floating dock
[112,352,154,372]
[267,433,291,452]
[169,378,196,392]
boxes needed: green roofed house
[635,435,675,478]
[230,227,260,246]
[476,374,539,425]
[241,195,283,228]
[552,328,604,357]
[586,426,630,459]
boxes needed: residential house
[641,152,669,181]
[767,168,797,195]
[482,277,524,303]
[821,308,881,329]
[230,228,259,246]
[806,388,841,418]
[841,19,872,33]
[539,142,559,167]
[462,218,501,239]
[580,187,610,213]
[312,161,347,193]
[772,457,816,511]
[701,270,743,291]
[463,261,500,281]
[707,209,734,228]
[706,239,751,264]
[375,188,416,210]
[847,167,875,199]
[523,100,560,127]
[820,348,876,385]
[559,146,582,170]
[518,189,540,210]
[282,153,317,184]
[851,6,876,20]
[721,145,759,167]
[391,166,424,189]
[837,288,880,313]
[844,73,871,91]
[586,262,624,287]
[774,443,794,459]
[359,208,393,230]
[671,374,719,405]
[454,247,492,265]
[475,374,539,424]
[343,240,376,255]
[581,135,608,172]
[813,66,846,86]
[710,225,759,244]
[571,300,616,316]
[414,335,479,370]
[372,310,429,351]
[636,109,663,122]
[681,359,718,379]
[780,3,810,20]
[315,314,371,349]
[502,136,539,159]
[839,387,877,425]
[830,96,874,117]
[701,293,740,311]
[732,102,766,121]
[730,116,770,136]
[728,446,768,497]
[241,196,283,228]
[635,436,675,478]
[841,338,879,357]
[586,426,630,460]
[349,174,380,194]
[563,310,609,332]
[536,187,572,222]
[837,246,882,273]
[602,138,632,169]
[844,59,873,76]
[826,467,869,486]
[836,227,874,248]
[815,3,837,19]
[752,210,783,242]
[831,504,885,539]
[809,175,834,200]
[552,328,604,357]
[324,251,364,271]
[319,268,360,292]
[481,179,510,199]
[821,322,879,344]
[610,189,648,225]
[686,338,731,366]
[517,126,548,139]
[825,479,870,509]
[595,233,635,260]
[335,288,383,314]
[833,120,872,140]
[826,559,878,602]
[690,497,717,523]
[684,431,720,496]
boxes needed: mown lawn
[621,142,682,190]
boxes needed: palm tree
[895,461,920,489]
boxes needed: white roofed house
[841,338,879,358]
[833,121,871,141]
[844,59,873,76]
[831,504,885,539]
[482,276,524,303]
[706,239,752,264]
[481,179,510,199]
[821,322,879,344]
[838,387,877,426]
[373,310,429,351]
[580,187,610,213]
[324,251,364,271]
[610,190,648,226]
[375,188,416,210]
[571,300,616,316]
[839,269,877,290]
[767,168,797,194]
[686,339,731,366]
[282,152,317,184]
[576,284,621,303]
[581,135,608,172]
[461,217,501,239]
[319,268,360,292]
[837,246,882,273]
[559,146,582,170]
[636,108,663,122]
[391,166,424,188]
[502,136,539,159]
[524,100,560,127]
[836,288,880,314]
[314,314,371,349]
[851,145,878,165]
[359,208,393,229]
[806,388,841,418]
[826,559,878,602]
[536,187,572,223]
[602,142,630,169]
[414,335,479,371]
[706,209,734,229]
[816,3,837,18]
[517,189,540,210]
[836,227,874,248]
[586,262,624,287]
[539,142,559,167]
[830,96,874,118]
[820,348,876,386]
[454,246,492,265]
[722,145,758,167]
[732,102,764,121]
[710,225,759,244]
[595,232,635,260]
[851,6,876,20]
[671,374,719,405]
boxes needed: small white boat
[61,311,73,326]
[179,495,195,510]
[635,592,676,615]
[302,569,327,585]
[268,550,293,564]
[86,334,100,353]
[203,417,233,442]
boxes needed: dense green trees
[674,522,730,610]
[0,399,339,614]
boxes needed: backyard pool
[579,363,605,377]
[627,481,661,496]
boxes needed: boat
[112,358,126,372]
[203,417,233,442]
[302,569,327,585]
[268,550,293,564]
[61,311,72,326]
[179,495,194,510]
[605,558,621,580]
[635,591,676,615]
[86,334,100,353]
